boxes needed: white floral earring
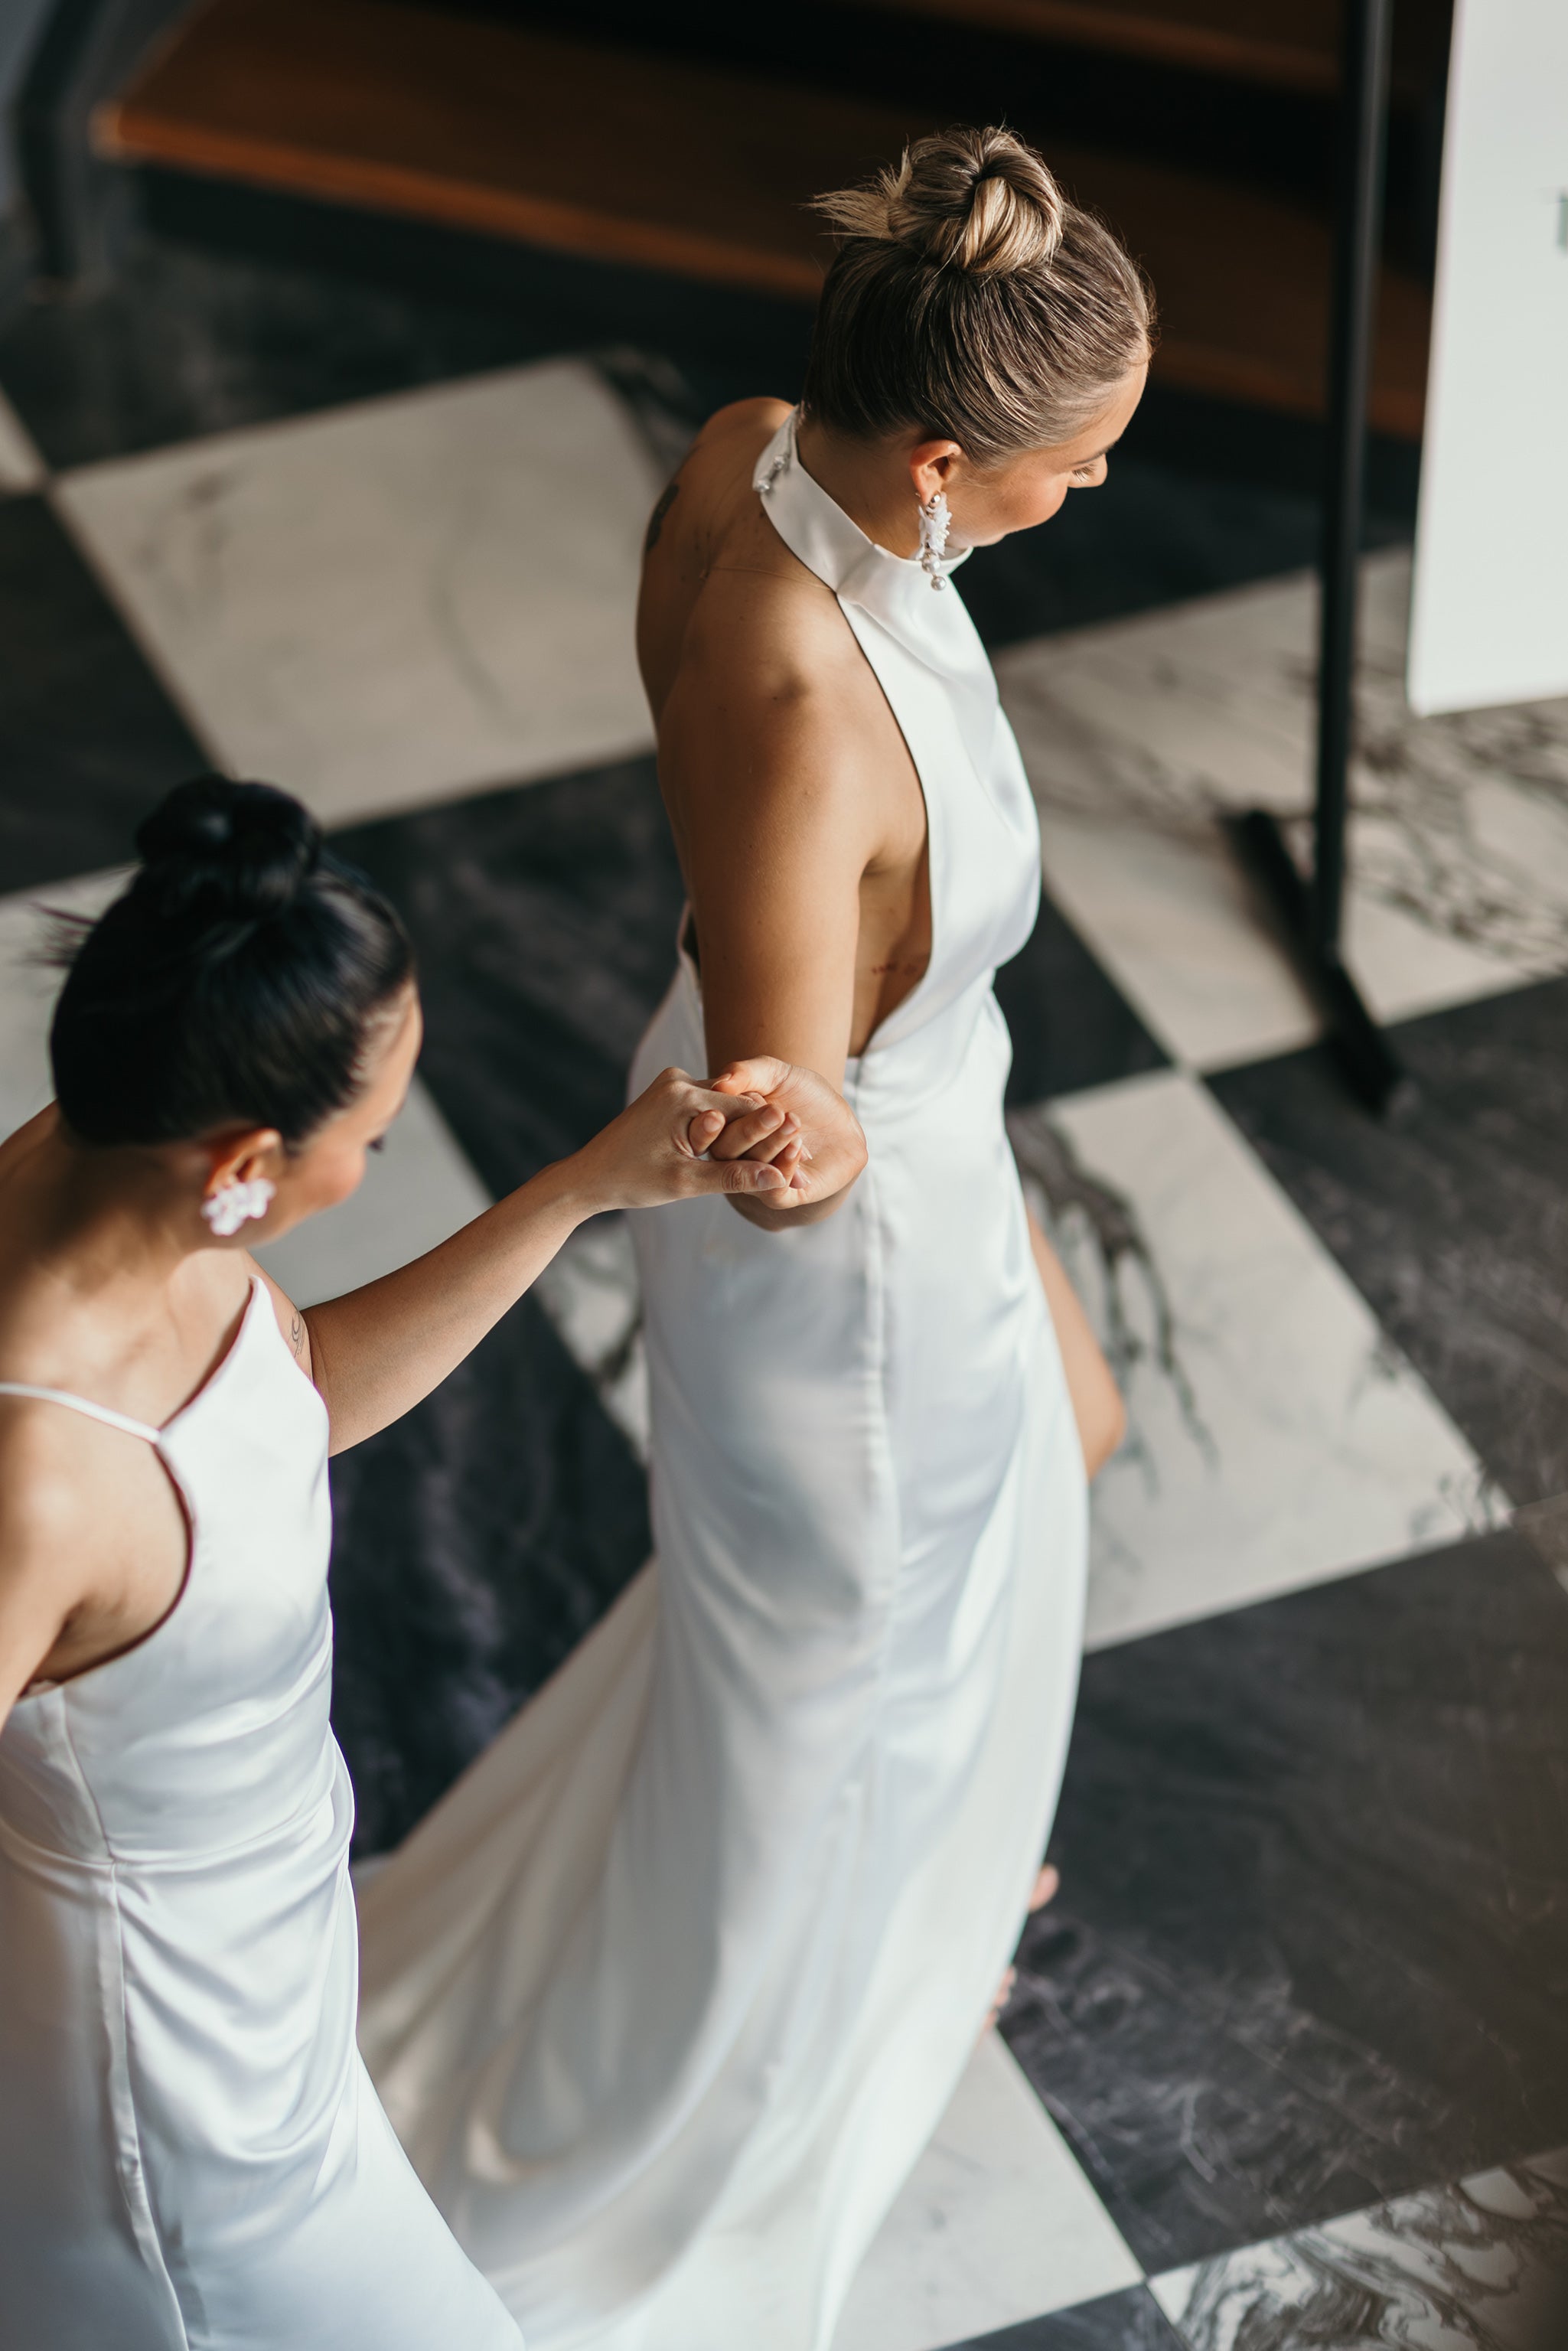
[917,489,951,589]
[201,1176,275,1237]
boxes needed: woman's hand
[706,1057,867,1228]
[564,1066,803,1215]
[301,1070,800,1453]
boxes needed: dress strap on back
[0,1383,161,1445]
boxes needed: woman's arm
[0,1469,80,1728]
[298,1070,795,1453]
[1026,1208,1126,1479]
[659,591,879,1228]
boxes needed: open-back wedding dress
[356,411,1088,2350]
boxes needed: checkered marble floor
[4,226,1568,2351]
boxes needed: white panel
[1407,0,1568,714]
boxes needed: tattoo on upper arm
[289,1313,305,1358]
[645,480,680,553]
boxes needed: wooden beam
[824,0,1341,95]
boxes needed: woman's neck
[0,1114,198,1301]
[793,416,922,559]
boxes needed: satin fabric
[355,412,1088,2349]
[0,1280,521,2350]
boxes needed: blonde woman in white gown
[357,126,1152,2349]
[0,778,797,2349]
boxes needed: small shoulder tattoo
[288,1313,306,1358]
[644,479,680,553]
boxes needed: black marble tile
[1517,1494,1568,1596]
[324,765,681,1854]
[328,1294,651,1857]
[1208,982,1568,1508]
[998,889,1168,1106]
[331,758,686,1195]
[1123,380,1421,527]
[1152,2146,1568,2351]
[959,462,1329,654]
[0,493,207,892]
[945,2286,1183,2349]
[0,227,553,470]
[137,171,815,442]
[1004,1531,1568,2275]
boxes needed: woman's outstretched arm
[295,1071,797,1454]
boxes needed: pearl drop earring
[917,491,951,589]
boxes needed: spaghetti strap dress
[0,1277,522,2351]
[356,409,1089,2349]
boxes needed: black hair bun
[134,776,321,922]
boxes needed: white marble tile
[0,870,126,1138]
[53,360,661,828]
[0,386,44,495]
[1151,2147,1568,2351]
[835,2033,1142,2351]
[996,553,1568,1072]
[255,1081,490,1308]
[1011,1070,1504,1651]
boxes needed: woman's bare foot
[1029,1864,1060,1913]
[982,1865,1061,2034]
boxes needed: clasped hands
[704,1057,868,1225]
[569,1060,867,1224]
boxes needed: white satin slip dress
[356,410,1089,2350]
[0,1277,522,2351]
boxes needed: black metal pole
[1314,0,1396,957]
[1224,0,1411,1114]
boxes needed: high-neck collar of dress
[751,410,970,654]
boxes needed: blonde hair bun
[815,126,1065,278]
[803,121,1152,464]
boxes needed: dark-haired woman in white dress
[0,777,801,2349]
[356,127,1151,2349]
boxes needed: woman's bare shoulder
[681,548,855,692]
[668,399,794,527]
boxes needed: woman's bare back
[637,401,931,1068]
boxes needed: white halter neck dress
[0,1277,522,2350]
[356,412,1089,2349]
